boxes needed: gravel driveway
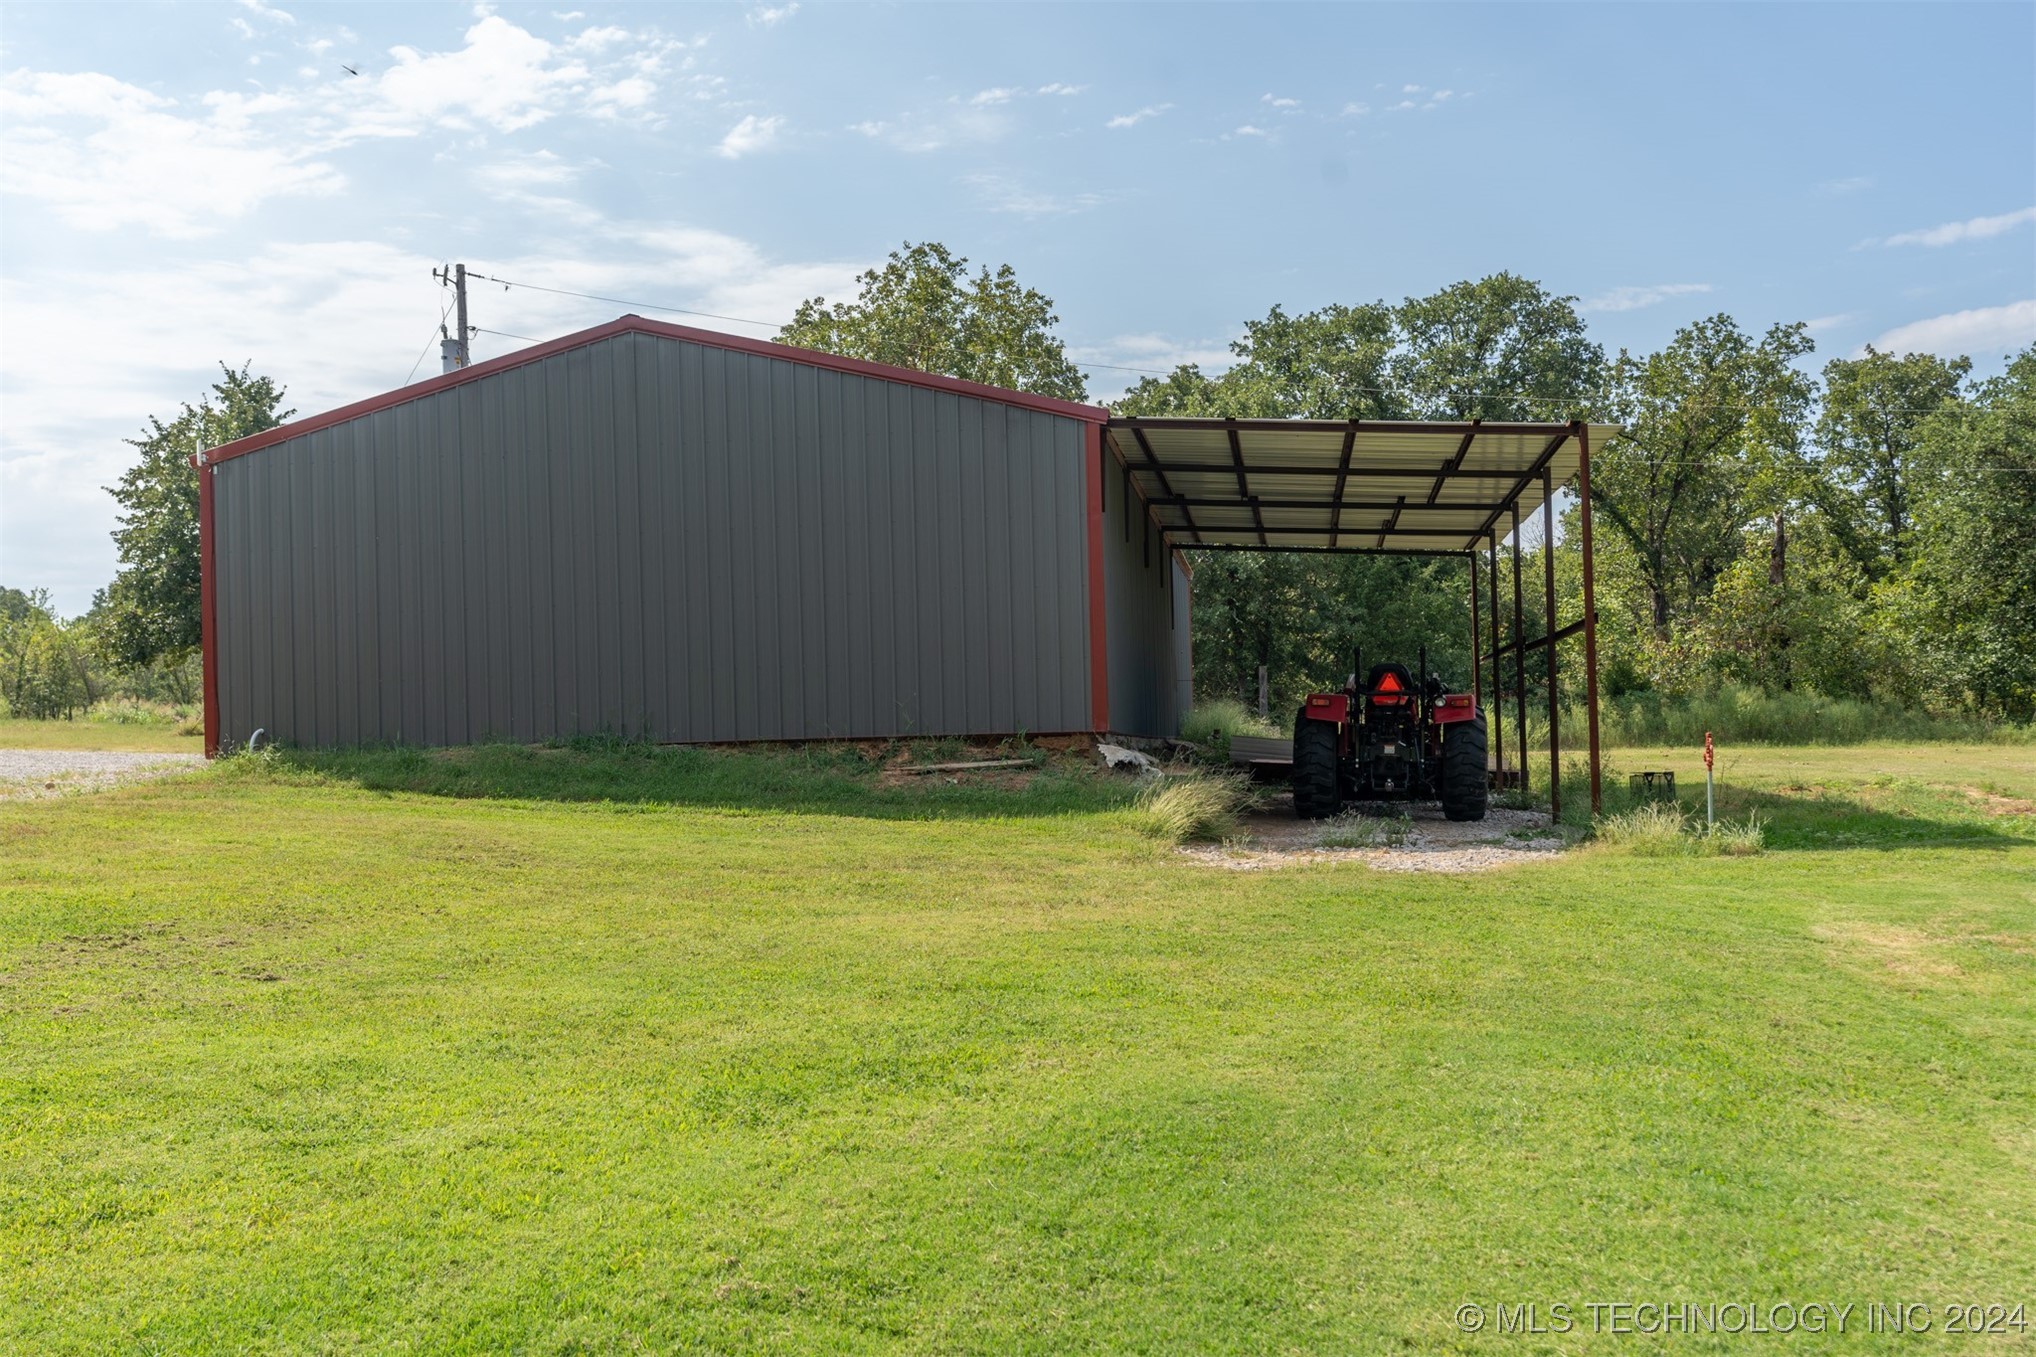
[0,750,206,799]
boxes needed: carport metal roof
[1105,418,1621,554]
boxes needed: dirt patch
[1179,793,1573,873]
[1812,921,1966,980]
[1956,786,2036,818]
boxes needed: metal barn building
[196,316,1191,755]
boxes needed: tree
[1815,346,1971,578]
[1884,346,2036,719]
[778,241,1087,400]
[1390,273,1603,420]
[1591,317,1815,634]
[0,588,92,720]
[100,364,291,672]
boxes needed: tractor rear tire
[1440,713,1489,822]
[1291,711,1342,820]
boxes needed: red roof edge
[201,314,1110,465]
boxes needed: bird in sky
[340,64,359,76]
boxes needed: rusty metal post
[1469,551,1481,706]
[1575,422,1603,815]
[1511,503,1527,791]
[1488,533,1503,777]
[1543,469,1560,824]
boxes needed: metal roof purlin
[1428,420,1481,506]
[1225,423,1268,548]
[1131,425,1200,546]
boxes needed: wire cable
[404,299,454,385]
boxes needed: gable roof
[199,314,1110,466]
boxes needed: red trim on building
[1084,421,1111,733]
[201,315,1110,466]
[197,457,220,757]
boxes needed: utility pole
[433,263,472,373]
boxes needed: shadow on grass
[1542,770,2034,853]
[245,736,1146,823]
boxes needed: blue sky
[3,1,2032,613]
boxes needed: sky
[3,1,2032,614]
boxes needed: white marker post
[1704,730,1715,828]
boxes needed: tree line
[10,243,2027,729]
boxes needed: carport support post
[1488,534,1503,779]
[1543,470,1560,824]
[1469,552,1481,705]
[1576,422,1603,816]
[1511,502,1527,791]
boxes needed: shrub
[1132,773,1251,844]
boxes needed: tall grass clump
[1132,772,1251,844]
[1593,801,1764,856]
[1179,700,1281,764]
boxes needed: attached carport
[1104,417,1622,815]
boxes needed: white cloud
[747,3,798,26]
[714,112,783,158]
[1105,103,1170,129]
[1389,100,1416,111]
[237,0,295,24]
[1882,206,2036,248]
[1227,124,1270,139]
[0,70,344,236]
[846,103,1005,152]
[970,86,1019,107]
[1261,93,1298,108]
[1817,174,1874,195]
[230,16,257,39]
[1402,83,1423,94]
[566,24,631,53]
[1580,283,1713,313]
[369,16,592,133]
[1871,299,2036,358]
[1,16,672,239]
[1341,101,1369,116]
[1036,82,1084,96]
[1804,313,1855,334]
[964,172,1103,217]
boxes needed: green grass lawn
[3,742,2032,1353]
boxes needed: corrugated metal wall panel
[1100,463,1189,739]
[212,331,1101,748]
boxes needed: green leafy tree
[1882,346,2036,718]
[1592,317,1815,635]
[1815,346,1971,578]
[1390,273,1603,420]
[0,588,93,720]
[778,242,1087,400]
[101,364,291,672]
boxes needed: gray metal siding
[213,331,1097,749]
[1101,467,1189,739]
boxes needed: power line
[403,299,453,385]
[470,272,784,332]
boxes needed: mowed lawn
[2,742,2032,1353]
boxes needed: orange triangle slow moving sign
[1375,671,1402,693]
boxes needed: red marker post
[1703,731,1716,827]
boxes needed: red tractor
[1291,647,1488,822]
